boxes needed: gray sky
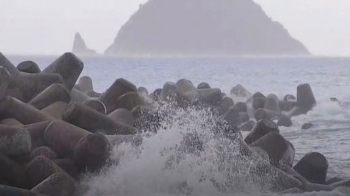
[0,0,349,56]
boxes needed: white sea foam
[81,104,348,196]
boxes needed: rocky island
[72,33,97,56]
[105,0,310,57]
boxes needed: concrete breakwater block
[0,66,10,101]
[25,121,53,150]
[251,132,293,167]
[42,52,84,91]
[0,52,19,75]
[150,88,162,101]
[44,120,111,172]
[62,103,136,135]
[0,96,54,125]
[28,84,70,110]
[238,120,256,132]
[73,133,111,172]
[30,146,58,160]
[293,152,328,184]
[7,72,64,103]
[0,184,48,196]
[0,118,24,127]
[1,55,64,102]
[0,154,28,188]
[180,88,222,106]
[25,155,69,188]
[99,78,137,114]
[41,101,68,119]
[197,82,210,89]
[70,88,89,104]
[161,82,179,102]
[78,76,93,93]
[230,84,251,98]
[52,158,79,180]
[232,102,247,113]
[116,92,144,111]
[31,172,75,196]
[83,99,107,115]
[237,139,302,191]
[215,96,234,115]
[244,118,279,145]
[108,108,135,127]
[17,61,41,73]
[44,120,90,158]
[0,125,31,159]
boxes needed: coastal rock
[72,32,96,55]
[105,0,309,56]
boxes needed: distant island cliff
[72,33,97,55]
[105,0,310,56]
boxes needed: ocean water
[7,55,350,195]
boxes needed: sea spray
[81,102,300,196]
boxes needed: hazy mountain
[72,33,96,55]
[105,0,310,56]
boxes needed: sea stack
[72,32,97,55]
[105,0,309,56]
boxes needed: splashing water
[81,103,294,196]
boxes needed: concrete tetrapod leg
[0,52,19,75]
[52,158,79,180]
[83,99,107,114]
[116,92,144,111]
[30,146,58,160]
[0,96,54,124]
[31,173,75,196]
[0,118,23,127]
[17,61,41,73]
[25,156,70,188]
[28,83,71,110]
[78,76,93,93]
[293,152,328,184]
[244,118,279,145]
[0,154,29,188]
[108,108,135,127]
[73,133,111,173]
[41,102,68,119]
[62,103,136,135]
[237,138,302,192]
[250,132,291,167]
[7,72,64,102]
[197,82,211,89]
[42,52,84,91]
[44,120,90,159]
[0,125,31,159]
[160,82,179,103]
[99,78,137,114]
[0,66,10,101]
[70,88,89,104]
[0,185,48,196]
[25,121,53,150]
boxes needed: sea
[7,55,350,196]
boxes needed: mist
[0,0,350,56]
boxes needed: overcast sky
[0,0,349,56]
